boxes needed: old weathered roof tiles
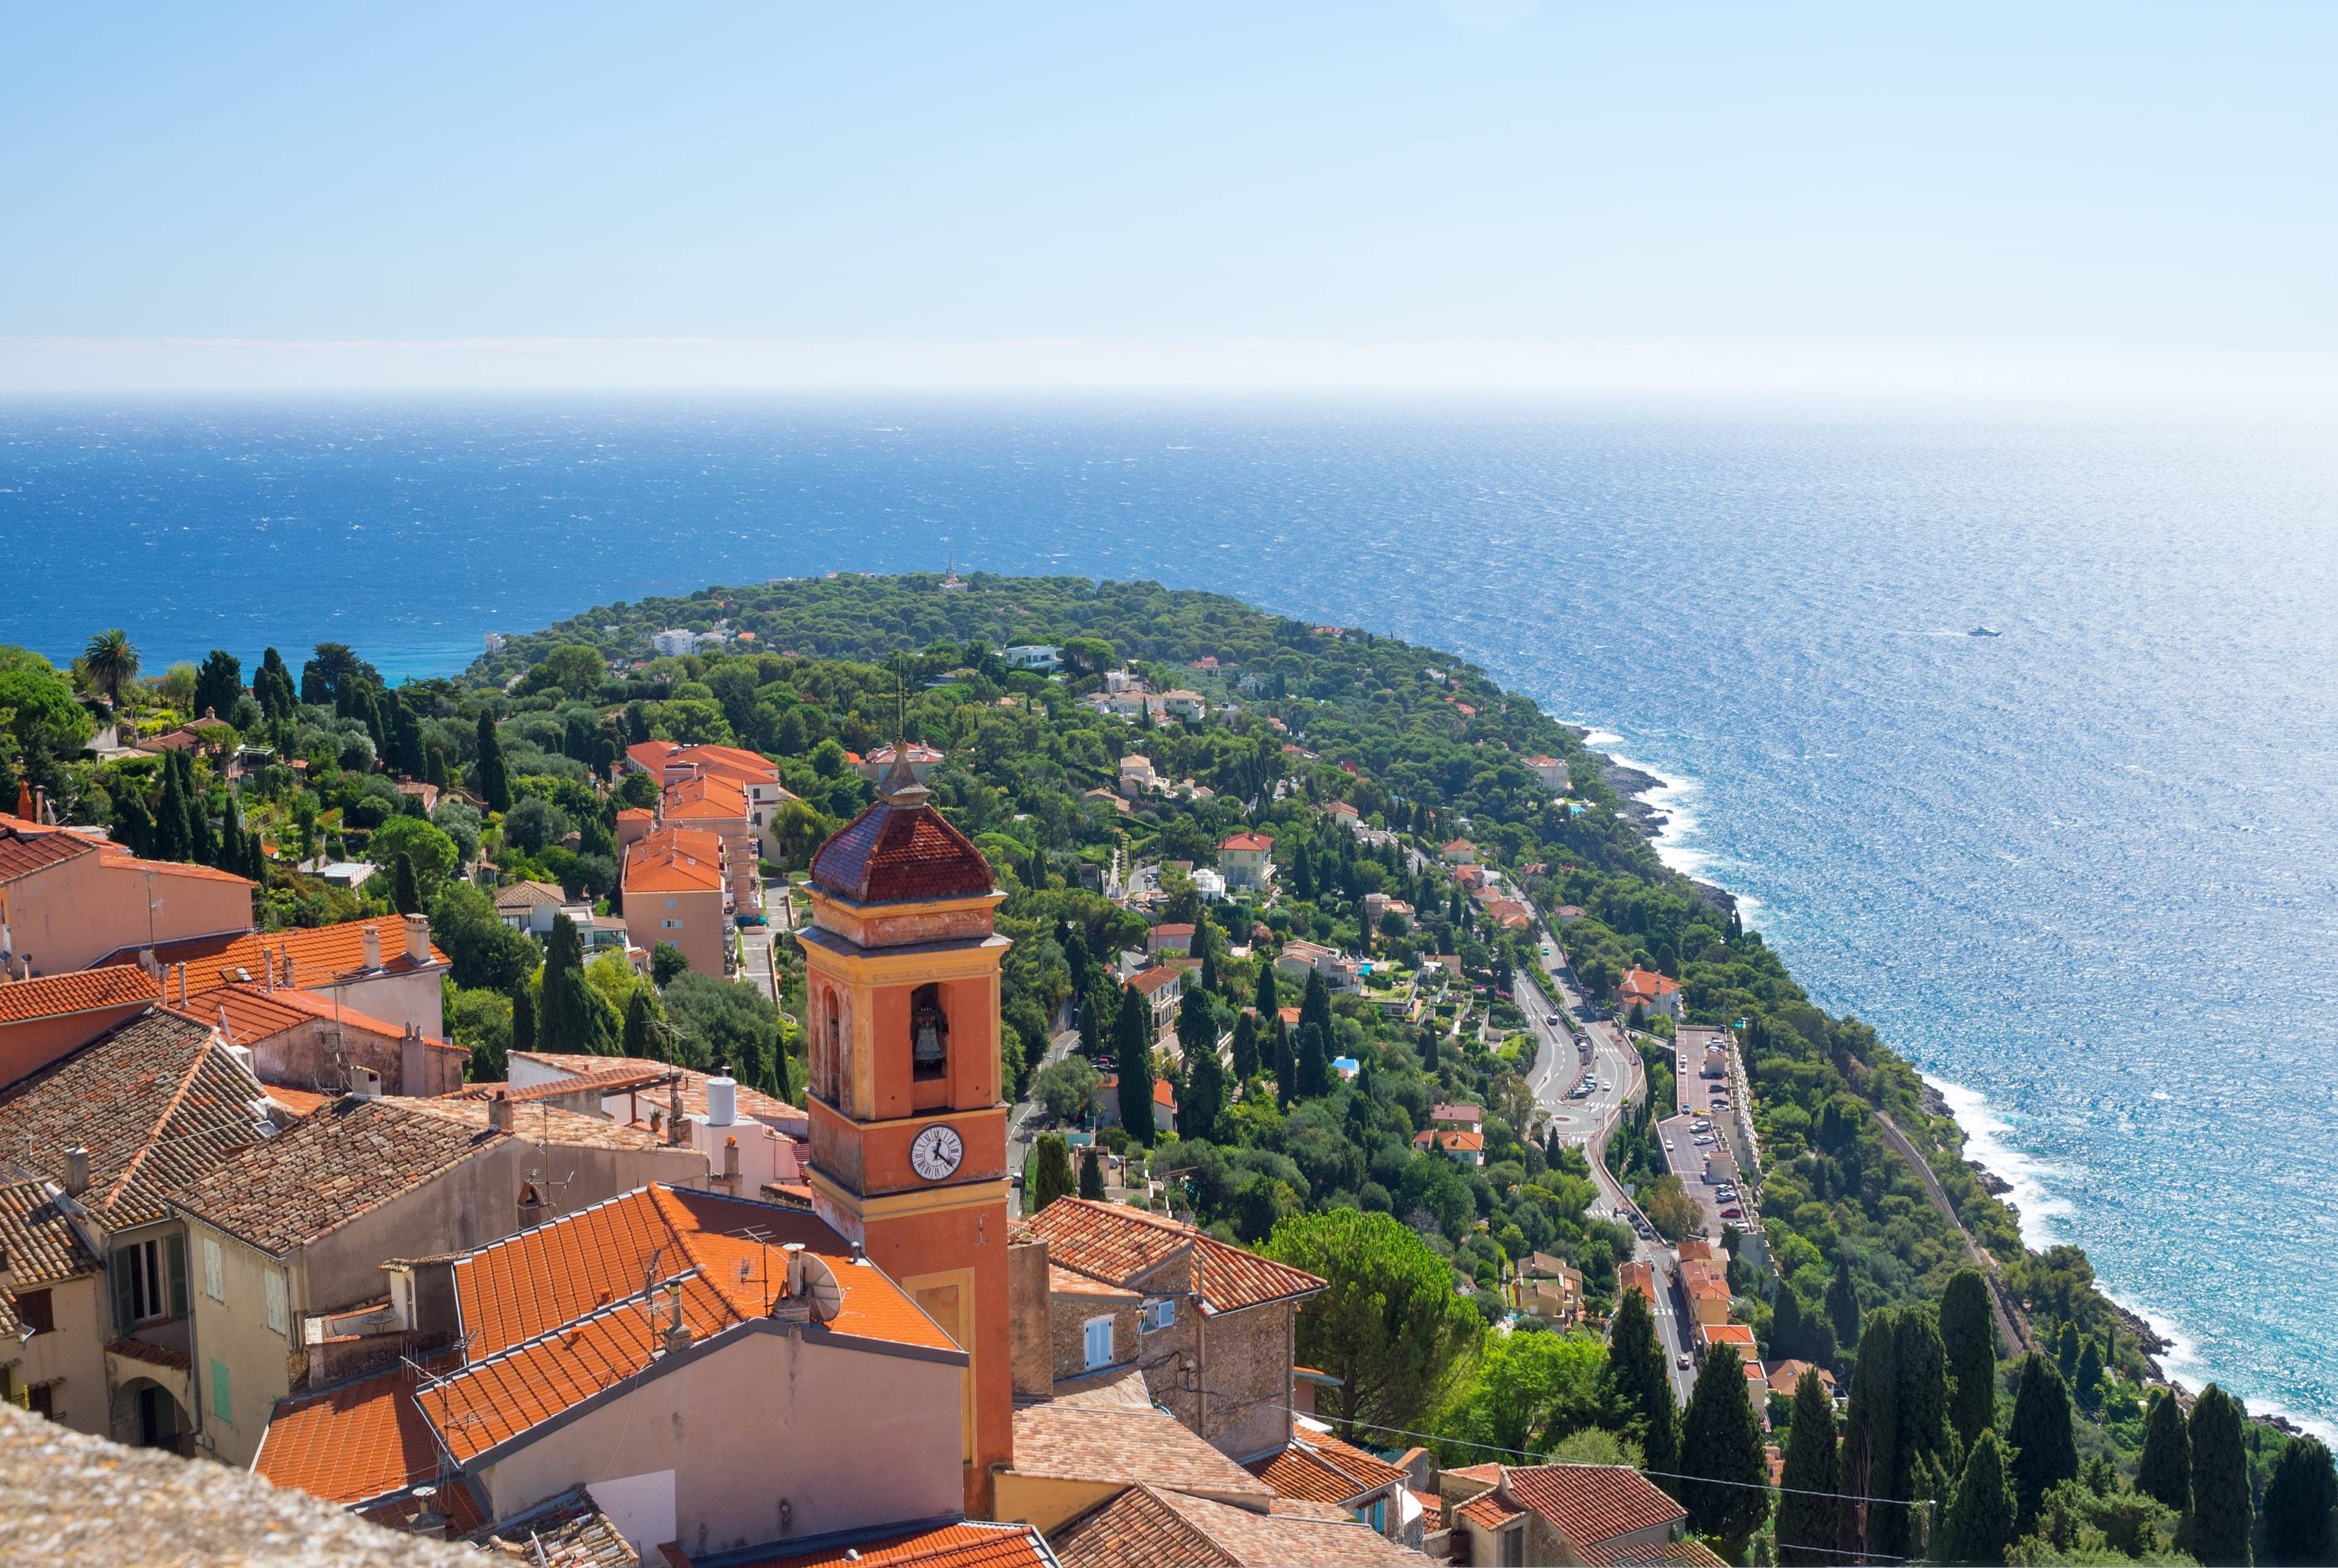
[1025,1198,1324,1316]
[0,1177,100,1286]
[808,793,994,905]
[1497,1463,1688,1549]
[728,1519,1051,1568]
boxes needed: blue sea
[6,397,2336,1432]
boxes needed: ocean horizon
[6,395,2336,1436]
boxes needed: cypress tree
[2135,1387,2192,1516]
[1273,1018,1294,1110]
[1289,840,1315,901]
[1841,1308,1901,1559]
[1251,958,1278,1020]
[538,914,614,1055]
[476,709,511,813]
[1299,968,1332,1044]
[1940,1269,1998,1455]
[2006,1353,2079,1534]
[1939,1430,2018,1566]
[1769,1283,1806,1363]
[1230,1009,1259,1080]
[1030,1133,1075,1213]
[1826,1255,1862,1354]
[112,780,154,857]
[1894,1310,1953,1508]
[391,851,421,915]
[1077,1145,1105,1200]
[510,981,538,1059]
[1679,1343,1770,1556]
[1776,1367,1841,1566]
[1078,974,1111,1062]
[1178,992,1224,1142]
[1296,1022,1330,1099]
[152,754,190,861]
[216,792,245,879]
[2074,1336,2105,1412]
[2259,1436,2338,1567]
[1199,939,1218,998]
[1418,1025,1439,1071]
[1603,1286,1680,1492]
[622,986,658,1060]
[2056,1320,2082,1384]
[1114,981,1155,1143]
[185,761,216,867]
[2186,1384,2252,1568]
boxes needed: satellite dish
[795,1252,842,1325]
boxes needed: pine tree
[391,851,421,915]
[1940,1269,1998,1455]
[510,981,538,1058]
[2006,1353,2079,1534]
[1230,1010,1259,1080]
[1603,1287,1680,1492]
[1679,1343,1770,1555]
[2135,1387,2192,1516]
[538,914,614,1055]
[1030,1133,1075,1213]
[1826,1255,1862,1354]
[476,709,511,813]
[1841,1308,1901,1559]
[2186,1384,2252,1568]
[1777,1367,1841,1565]
[2259,1436,2338,1567]
[1114,981,1155,1144]
[1939,1430,2018,1566]
[623,986,659,1060]
[1077,1145,1105,1200]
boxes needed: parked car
[1677,1353,1694,1370]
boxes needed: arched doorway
[111,1377,191,1455]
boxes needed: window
[1499,1525,1525,1568]
[662,918,683,929]
[664,898,678,909]
[202,1238,223,1301]
[264,1271,288,1335]
[1363,1497,1386,1533]
[910,983,949,1081]
[1083,1317,1114,1371]
[1141,1298,1176,1333]
[111,1235,186,1328]
[17,1288,53,1335]
[210,1359,231,1424]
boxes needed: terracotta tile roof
[1497,1464,1687,1549]
[1050,1262,1141,1300]
[256,1361,462,1512]
[1618,968,1681,1001]
[440,1065,667,1104]
[0,822,95,883]
[1026,1199,1324,1316]
[261,1186,958,1511]
[731,1520,1051,1568]
[1579,1539,1727,1567]
[1414,1129,1484,1152]
[107,1335,193,1373]
[1245,1433,1405,1507]
[669,744,781,786]
[1217,832,1271,853]
[0,964,160,1024]
[809,796,994,905]
[662,773,750,819]
[124,917,449,994]
[202,981,453,1050]
[0,1008,262,1227]
[466,1486,639,1566]
[1429,1103,1483,1125]
[1126,968,1182,998]
[1457,1494,1522,1530]
[616,807,655,824]
[1008,1402,1276,1499]
[169,1096,664,1257]
[452,1185,951,1360]
[95,847,253,886]
[264,1084,333,1116]
[622,827,725,892]
[1051,1483,1427,1568]
[512,1052,807,1133]
[0,1177,100,1286]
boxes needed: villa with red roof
[1216,831,1273,893]
[1617,967,1684,1021]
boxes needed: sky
[2,2,2334,405]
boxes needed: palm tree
[83,629,139,709]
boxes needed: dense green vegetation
[25,573,2336,1564]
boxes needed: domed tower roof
[807,755,994,905]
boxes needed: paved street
[737,921,779,1004]
[1006,1027,1084,1155]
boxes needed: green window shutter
[110,1251,137,1334]
[166,1234,190,1320]
[210,1360,231,1424]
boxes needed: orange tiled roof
[622,827,725,892]
[0,964,160,1024]
[1025,1197,1324,1316]
[1458,1494,1523,1530]
[96,847,253,886]
[670,743,781,785]
[1218,833,1272,853]
[439,1063,667,1105]
[662,772,750,819]
[255,1359,465,1513]
[264,1084,333,1116]
[1126,967,1182,997]
[0,821,93,883]
[1415,1129,1484,1152]
[124,917,448,995]
[1051,1483,1426,1568]
[0,1008,261,1227]
[200,981,449,1049]
[1579,1539,1729,1567]
[1498,1463,1687,1549]
[1244,1430,1406,1506]
[511,1051,806,1132]
[1009,1402,1276,1498]
[1618,968,1680,1000]
[729,1520,1051,1568]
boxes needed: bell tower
[798,757,1011,1516]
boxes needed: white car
[1663,1138,1675,1150]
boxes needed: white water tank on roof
[706,1074,737,1127]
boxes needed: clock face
[909,1123,965,1181]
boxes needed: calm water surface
[5,398,2335,1432]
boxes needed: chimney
[175,963,188,1007]
[720,1135,740,1194]
[403,913,430,965]
[282,951,297,989]
[347,1065,382,1099]
[705,1071,737,1128]
[406,1488,448,1541]
[0,1242,13,1298]
[400,1023,426,1097]
[661,1286,692,1357]
[667,1080,687,1147]
[65,1147,90,1197]
[362,925,382,971]
[518,1179,547,1228]
[262,950,275,992]
[488,1090,515,1133]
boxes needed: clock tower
[798,757,1012,1515]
